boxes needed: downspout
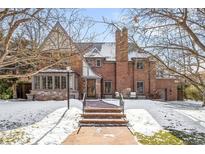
[133,60,135,91]
[148,60,151,97]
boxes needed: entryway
[87,79,96,98]
[16,82,32,99]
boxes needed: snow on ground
[126,109,162,136]
[176,109,205,128]
[0,99,82,145]
[103,99,205,134]
[0,99,82,131]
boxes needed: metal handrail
[82,92,86,113]
[119,93,125,114]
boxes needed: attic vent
[93,48,98,53]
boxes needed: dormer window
[96,59,102,67]
[136,61,144,69]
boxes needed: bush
[0,79,14,100]
[184,85,203,101]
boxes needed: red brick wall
[89,59,116,97]
[128,59,157,98]
[156,79,177,101]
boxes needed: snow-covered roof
[78,42,150,61]
[40,68,73,73]
[128,51,150,60]
[82,60,101,79]
[84,47,104,58]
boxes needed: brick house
[30,23,178,101]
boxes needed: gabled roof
[77,42,150,61]
[39,22,78,53]
[39,23,151,61]
[84,47,104,58]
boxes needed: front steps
[79,107,128,126]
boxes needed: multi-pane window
[136,81,144,94]
[34,76,40,89]
[42,76,47,89]
[61,76,66,89]
[54,76,60,89]
[136,61,144,69]
[104,81,112,94]
[33,74,77,90]
[47,76,53,89]
[96,59,101,67]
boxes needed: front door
[87,79,96,98]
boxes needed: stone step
[84,107,123,113]
[79,119,128,125]
[81,113,126,119]
[79,123,128,127]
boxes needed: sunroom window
[34,76,40,89]
[54,76,60,89]
[61,76,66,89]
[47,76,53,89]
[42,76,47,89]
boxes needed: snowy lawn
[0,99,82,145]
[103,99,205,145]
[0,100,66,131]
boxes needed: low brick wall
[30,90,79,101]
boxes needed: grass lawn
[134,130,184,145]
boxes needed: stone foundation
[30,90,79,101]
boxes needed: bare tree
[0,8,96,79]
[111,8,205,106]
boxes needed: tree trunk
[202,92,205,107]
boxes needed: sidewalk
[62,126,138,145]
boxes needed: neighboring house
[29,23,178,101]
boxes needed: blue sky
[83,8,123,42]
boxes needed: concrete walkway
[62,127,138,145]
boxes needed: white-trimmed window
[42,76,47,89]
[54,76,60,89]
[136,61,144,69]
[96,59,102,67]
[47,76,53,89]
[34,76,40,89]
[104,81,112,94]
[61,76,66,89]
[136,81,144,94]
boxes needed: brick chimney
[116,27,128,62]
[115,27,129,93]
